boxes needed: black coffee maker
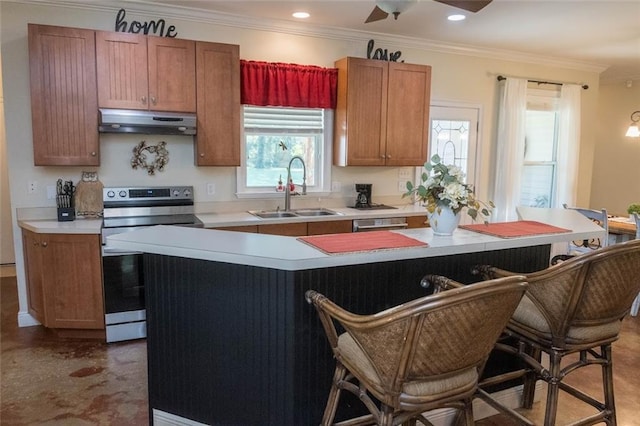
[355,184,372,208]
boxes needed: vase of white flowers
[403,154,494,236]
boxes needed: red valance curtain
[240,60,338,109]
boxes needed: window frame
[235,106,333,199]
[520,87,560,208]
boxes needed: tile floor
[1,265,638,425]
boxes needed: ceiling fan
[365,0,493,23]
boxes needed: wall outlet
[398,168,412,179]
[28,181,37,194]
[398,181,407,192]
[46,185,56,199]
[206,183,216,195]
[331,181,342,192]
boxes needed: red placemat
[298,231,428,254]
[459,220,571,238]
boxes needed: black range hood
[98,108,197,136]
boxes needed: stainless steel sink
[292,208,340,217]
[250,211,298,219]
[249,208,341,219]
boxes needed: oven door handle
[102,246,142,256]
[353,223,409,231]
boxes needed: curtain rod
[497,75,589,90]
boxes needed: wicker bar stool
[472,238,640,426]
[306,275,528,426]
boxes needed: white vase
[427,205,461,236]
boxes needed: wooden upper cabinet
[194,41,240,166]
[95,32,148,110]
[28,24,99,166]
[333,57,431,167]
[96,32,196,112]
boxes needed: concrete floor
[1,265,638,425]
[1,272,148,425]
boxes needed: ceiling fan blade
[365,5,389,23]
[433,0,493,13]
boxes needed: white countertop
[18,218,103,234]
[107,207,605,271]
[17,204,430,234]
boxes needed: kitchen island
[108,207,603,426]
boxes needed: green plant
[627,203,640,215]
[402,154,494,223]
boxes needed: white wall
[1,1,604,325]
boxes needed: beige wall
[590,81,640,215]
[1,1,606,325]
[0,54,16,264]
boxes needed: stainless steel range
[101,186,202,343]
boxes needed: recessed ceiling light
[448,14,466,21]
[292,11,310,19]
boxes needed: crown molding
[12,0,607,74]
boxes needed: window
[520,89,559,208]
[237,106,332,197]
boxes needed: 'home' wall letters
[115,8,178,38]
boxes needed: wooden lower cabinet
[407,215,428,229]
[22,230,104,330]
[214,225,258,233]
[307,220,353,235]
[258,222,307,237]
[214,218,423,236]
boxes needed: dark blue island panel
[144,244,550,425]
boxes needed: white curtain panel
[555,84,581,208]
[494,78,527,222]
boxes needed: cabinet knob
[91,152,96,156]
[150,96,157,105]
[386,155,391,159]
[41,241,48,247]
[200,153,204,157]
[141,96,147,104]
[381,155,386,159]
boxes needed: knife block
[57,207,75,222]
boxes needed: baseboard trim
[152,383,544,426]
[153,409,208,426]
[17,311,40,327]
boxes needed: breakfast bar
[108,207,604,425]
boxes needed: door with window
[427,105,480,224]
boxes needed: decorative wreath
[131,141,169,175]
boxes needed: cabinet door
[40,234,104,329]
[22,230,46,323]
[307,220,353,235]
[406,216,428,229]
[28,24,99,166]
[334,57,387,166]
[195,41,240,166]
[258,222,308,236]
[148,37,196,112]
[386,62,431,166]
[96,31,149,110]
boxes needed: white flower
[403,154,494,223]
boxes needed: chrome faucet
[284,156,307,211]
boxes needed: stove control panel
[104,186,194,202]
